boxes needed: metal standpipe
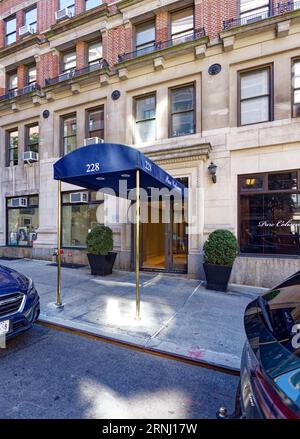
[135,169,141,320]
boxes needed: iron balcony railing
[0,83,41,102]
[223,0,300,31]
[118,28,206,63]
[45,58,109,86]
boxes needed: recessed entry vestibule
[139,177,189,274]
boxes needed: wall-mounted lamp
[208,162,217,183]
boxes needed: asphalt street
[0,324,239,419]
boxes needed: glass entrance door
[141,178,188,273]
[141,200,167,270]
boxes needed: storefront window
[62,191,103,248]
[7,196,39,247]
[239,171,300,255]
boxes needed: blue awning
[53,143,186,198]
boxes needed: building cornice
[0,36,46,60]
[117,35,209,73]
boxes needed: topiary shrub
[86,225,113,256]
[203,229,237,266]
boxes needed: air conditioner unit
[84,137,104,146]
[8,197,28,208]
[19,24,35,37]
[24,151,39,163]
[55,7,73,21]
[69,192,88,203]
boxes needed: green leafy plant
[86,225,113,256]
[203,229,237,266]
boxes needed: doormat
[0,257,23,261]
[47,263,87,269]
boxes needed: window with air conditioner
[25,124,39,154]
[24,7,37,33]
[62,192,103,248]
[7,195,39,247]
[58,0,75,15]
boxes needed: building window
[240,0,270,24]
[171,8,194,42]
[25,7,37,33]
[7,195,39,247]
[239,67,272,126]
[62,50,76,73]
[5,16,17,45]
[7,129,18,166]
[59,0,75,15]
[25,124,39,153]
[62,114,77,155]
[7,71,18,94]
[62,191,103,248]
[135,21,155,55]
[87,107,104,139]
[239,170,300,255]
[85,0,102,10]
[293,60,300,117]
[170,84,195,137]
[88,41,103,66]
[134,94,156,143]
[26,65,37,86]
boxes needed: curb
[38,315,240,376]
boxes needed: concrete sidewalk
[1,258,264,371]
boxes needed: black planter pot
[203,263,233,292]
[87,252,117,276]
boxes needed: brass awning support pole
[56,179,63,308]
[135,169,141,320]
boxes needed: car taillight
[253,367,299,419]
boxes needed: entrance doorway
[140,178,188,273]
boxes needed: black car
[236,271,300,419]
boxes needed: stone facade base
[231,256,300,288]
